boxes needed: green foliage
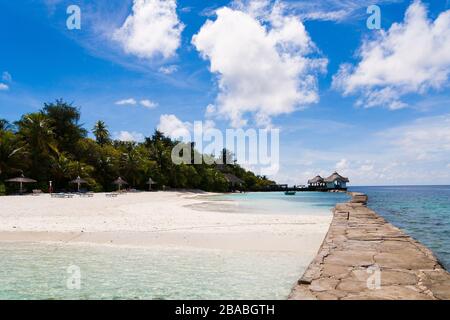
[0,119,12,131]
[14,112,58,181]
[0,100,274,194]
[0,130,25,178]
[43,99,86,155]
[92,120,110,146]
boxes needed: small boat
[284,191,296,195]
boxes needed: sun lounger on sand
[32,189,43,196]
[105,193,119,197]
[78,192,94,197]
[51,193,74,198]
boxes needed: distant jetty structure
[264,172,350,192]
[307,172,349,191]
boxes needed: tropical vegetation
[0,100,274,194]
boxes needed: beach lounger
[51,193,74,198]
[32,189,43,196]
[78,192,94,197]
[105,193,118,197]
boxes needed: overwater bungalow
[307,175,326,188]
[307,172,349,191]
[324,172,349,190]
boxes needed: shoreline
[0,191,330,254]
[0,229,327,253]
[289,192,450,300]
[0,191,335,299]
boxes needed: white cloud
[359,161,375,173]
[335,158,349,171]
[333,1,450,109]
[205,104,216,117]
[157,114,192,140]
[114,130,145,142]
[192,1,327,127]
[313,114,450,185]
[2,71,11,82]
[271,110,450,186]
[158,65,178,74]
[157,114,219,142]
[0,83,9,91]
[286,0,402,22]
[115,98,157,109]
[140,99,158,109]
[113,0,184,60]
[180,6,192,13]
[300,10,348,21]
[381,114,450,161]
[115,98,137,105]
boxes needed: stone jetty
[289,192,450,300]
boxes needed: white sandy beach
[0,191,331,255]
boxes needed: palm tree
[16,113,57,153]
[43,99,86,153]
[119,142,144,187]
[92,120,110,146]
[1,104,272,193]
[50,152,80,187]
[0,130,25,177]
[15,113,58,179]
[0,119,11,131]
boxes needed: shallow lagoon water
[0,191,348,300]
[209,191,349,215]
[0,243,307,300]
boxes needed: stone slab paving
[289,192,450,300]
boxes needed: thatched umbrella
[223,173,244,191]
[6,174,37,194]
[70,176,88,192]
[146,177,156,191]
[113,177,128,191]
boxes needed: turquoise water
[0,191,348,300]
[211,191,349,215]
[349,186,450,271]
[0,243,306,300]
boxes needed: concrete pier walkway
[289,192,450,300]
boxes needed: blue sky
[0,0,449,185]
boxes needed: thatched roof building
[324,172,349,189]
[307,175,324,185]
[307,172,349,190]
[324,172,349,183]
